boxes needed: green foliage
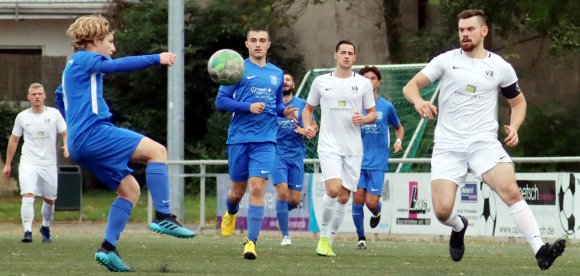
[102,0,305,181]
[505,102,580,172]
[0,103,21,174]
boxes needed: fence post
[200,164,206,229]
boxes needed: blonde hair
[28,83,44,92]
[66,15,113,51]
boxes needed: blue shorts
[227,142,275,182]
[70,122,143,190]
[271,158,304,191]
[357,169,385,196]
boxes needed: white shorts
[18,162,58,200]
[431,140,512,186]
[318,152,362,192]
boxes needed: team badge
[484,70,495,79]
[351,86,359,94]
[270,75,278,85]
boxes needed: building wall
[0,19,73,56]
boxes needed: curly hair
[66,15,113,51]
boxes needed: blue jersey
[216,59,284,144]
[58,50,159,147]
[361,96,401,170]
[275,96,307,160]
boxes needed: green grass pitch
[0,223,578,275]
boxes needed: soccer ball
[478,182,497,236]
[207,49,245,85]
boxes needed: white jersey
[307,72,375,155]
[11,107,67,166]
[421,49,518,144]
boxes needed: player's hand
[414,100,438,120]
[294,124,305,135]
[3,165,10,177]
[503,125,519,147]
[250,102,266,114]
[304,126,317,139]
[352,111,364,126]
[393,140,403,154]
[63,145,70,158]
[159,52,177,66]
[283,105,298,120]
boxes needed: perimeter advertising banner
[216,172,580,239]
[216,174,310,232]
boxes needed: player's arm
[502,83,526,148]
[302,103,317,139]
[215,90,253,113]
[402,72,438,120]
[275,82,297,120]
[55,85,66,119]
[3,135,21,177]
[393,124,405,154]
[353,107,377,125]
[98,52,175,74]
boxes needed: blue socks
[247,204,264,243]
[146,162,171,215]
[276,200,289,237]
[352,203,365,240]
[104,197,133,247]
[226,198,239,215]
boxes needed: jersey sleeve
[362,80,376,109]
[54,109,67,133]
[11,114,23,137]
[421,52,448,83]
[386,102,401,127]
[306,78,321,107]
[498,59,518,88]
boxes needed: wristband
[395,138,402,144]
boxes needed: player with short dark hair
[403,9,565,270]
[216,28,296,260]
[353,66,404,250]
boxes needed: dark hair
[335,40,356,53]
[457,9,486,25]
[247,27,270,40]
[283,71,294,81]
[358,66,381,80]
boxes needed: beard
[460,39,477,52]
[283,89,293,96]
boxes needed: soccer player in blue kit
[55,15,195,272]
[273,72,317,246]
[352,66,404,250]
[216,28,296,259]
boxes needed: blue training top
[275,96,307,160]
[215,58,284,144]
[361,96,401,171]
[56,50,159,147]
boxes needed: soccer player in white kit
[403,9,565,270]
[303,40,376,256]
[3,83,68,243]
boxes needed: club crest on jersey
[377,111,383,120]
[270,75,278,85]
[466,84,477,93]
[351,86,359,94]
[45,118,51,124]
[484,70,495,79]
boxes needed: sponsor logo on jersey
[466,84,477,93]
[337,100,346,107]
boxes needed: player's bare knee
[43,198,55,205]
[22,193,34,198]
[277,192,289,201]
[434,207,453,222]
[365,200,379,211]
[249,185,264,197]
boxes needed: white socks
[42,202,54,227]
[320,193,337,238]
[329,202,346,244]
[510,200,544,254]
[21,197,35,232]
[441,209,464,232]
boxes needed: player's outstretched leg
[94,241,132,272]
[149,212,196,238]
[535,239,566,270]
[449,215,468,262]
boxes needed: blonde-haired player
[4,83,68,243]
